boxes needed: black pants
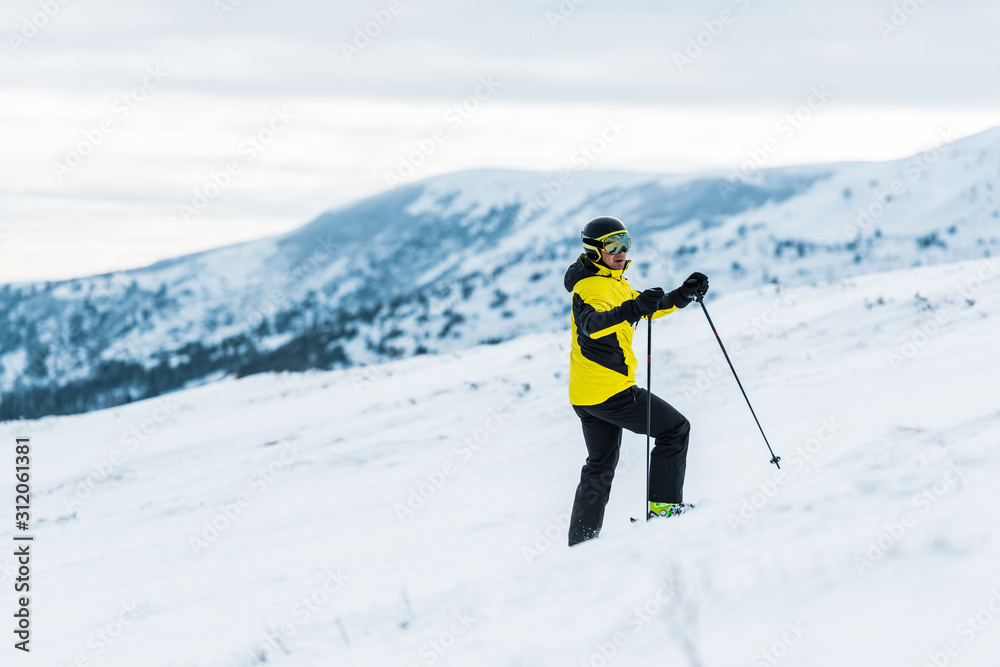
[568,385,690,546]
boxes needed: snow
[3,254,999,665]
[5,127,1000,415]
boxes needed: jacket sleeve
[662,287,692,310]
[630,285,682,321]
[573,292,642,338]
[651,303,679,320]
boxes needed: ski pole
[645,314,652,521]
[642,314,653,521]
[695,294,781,469]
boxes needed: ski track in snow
[2,256,1000,666]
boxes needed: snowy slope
[3,127,1000,420]
[3,255,999,666]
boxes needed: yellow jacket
[564,254,682,406]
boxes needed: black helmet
[582,216,630,258]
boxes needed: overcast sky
[2,0,999,281]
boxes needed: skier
[564,216,708,546]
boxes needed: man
[564,215,709,546]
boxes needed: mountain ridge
[1,126,998,419]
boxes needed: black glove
[634,287,665,316]
[678,272,709,303]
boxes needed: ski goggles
[599,231,631,254]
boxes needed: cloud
[1,0,999,281]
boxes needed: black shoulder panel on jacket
[564,254,598,293]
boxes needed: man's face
[600,247,628,270]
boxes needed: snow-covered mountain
[2,126,999,420]
[3,254,998,665]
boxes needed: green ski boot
[648,502,695,519]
